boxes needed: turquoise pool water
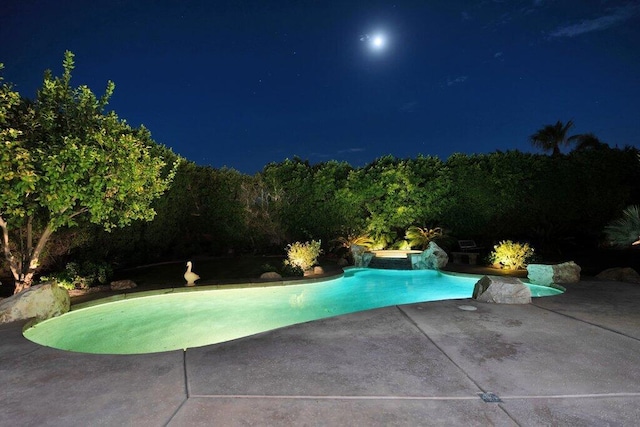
[24,268,562,355]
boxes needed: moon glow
[360,32,387,51]
[372,35,385,48]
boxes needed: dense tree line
[3,137,639,280]
[65,146,639,270]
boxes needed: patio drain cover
[479,392,502,403]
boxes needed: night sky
[2,1,640,174]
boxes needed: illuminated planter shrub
[490,240,534,270]
[284,240,323,271]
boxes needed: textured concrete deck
[1,278,639,426]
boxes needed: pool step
[368,256,412,270]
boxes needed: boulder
[260,271,282,280]
[110,279,137,291]
[412,242,448,270]
[552,261,581,284]
[351,245,374,267]
[303,266,325,277]
[596,267,640,284]
[527,261,581,286]
[473,275,531,304]
[0,283,70,324]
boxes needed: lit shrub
[490,240,534,270]
[405,226,443,250]
[40,261,113,290]
[368,239,387,251]
[390,240,412,250]
[284,240,322,271]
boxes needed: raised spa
[23,268,562,355]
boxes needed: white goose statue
[184,261,200,286]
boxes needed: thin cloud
[446,75,468,87]
[479,0,545,30]
[549,4,640,38]
[494,51,503,58]
[338,148,366,154]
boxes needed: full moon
[371,35,385,49]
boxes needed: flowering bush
[490,240,534,270]
[284,240,322,271]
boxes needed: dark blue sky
[2,0,640,174]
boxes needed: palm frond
[529,120,574,155]
[604,205,640,247]
[405,226,443,250]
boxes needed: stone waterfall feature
[351,244,374,267]
[410,242,449,270]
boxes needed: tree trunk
[0,215,55,294]
[12,224,54,294]
[13,280,30,294]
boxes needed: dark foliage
[6,146,639,278]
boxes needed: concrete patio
[1,277,639,426]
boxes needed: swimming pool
[23,268,563,355]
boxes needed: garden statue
[184,261,200,286]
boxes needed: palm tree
[530,120,575,156]
[330,232,376,263]
[331,233,375,251]
[570,133,609,151]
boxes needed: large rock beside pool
[472,275,531,304]
[351,244,374,267]
[0,282,70,324]
[412,242,448,270]
[596,267,640,284]
[527,261,581,286]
